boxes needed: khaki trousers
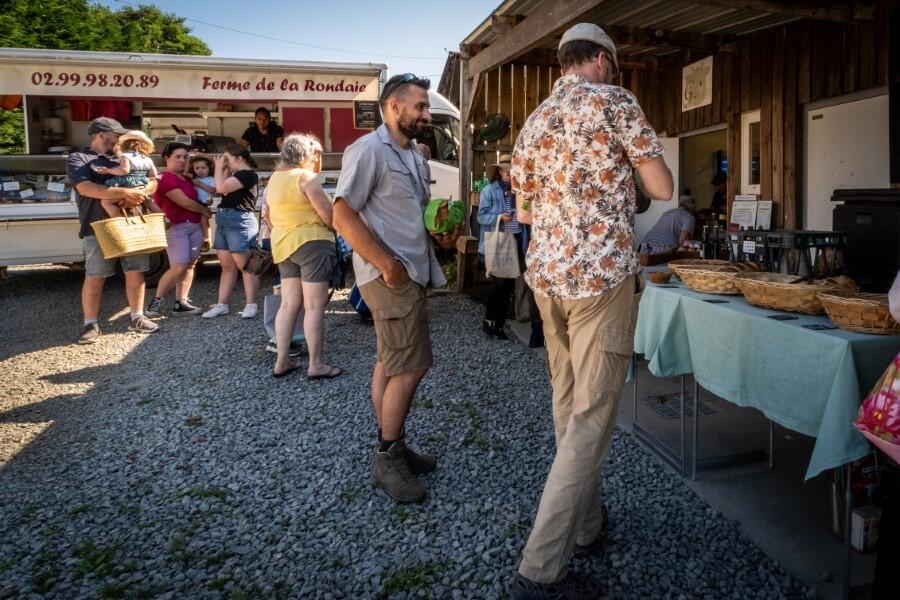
[519,275,642,583]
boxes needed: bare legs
[82,271,145,321]
[215,250,258,306]
[154,261,197,301]
[370,362,428,440]
[273,278,337,377]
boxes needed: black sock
[380,437,398,452]
[377,428,382,443]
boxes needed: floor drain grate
[642,393,716,419]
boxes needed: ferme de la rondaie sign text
[1,65,378,101]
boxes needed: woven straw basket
[817,291,900,335]
[676,266,743,295]
[735,273,859,315]
[90,208,167,259]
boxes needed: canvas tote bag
[484,218,520,279]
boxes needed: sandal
[308,366,342,380]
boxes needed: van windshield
[420,114,459,164]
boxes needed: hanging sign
[353,100,381,129]
[0,64,379,102]
[682,56,713,112]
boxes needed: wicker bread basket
[816,291,900,335]
[90,208,167,259]
[734,273,859,314]
[676,266,744,295]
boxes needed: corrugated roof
[463,0,804,58]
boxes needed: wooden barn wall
[469,63,561,186]
[634,2,892,228]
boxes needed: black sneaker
[128,316,159,334]
[78,322,100,344]
[145,297,164,318]
[265,340,305,357]
[574,505,609,558]
[510,572,607,600]
[172,299,202,316]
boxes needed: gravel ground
[0,264,815,599]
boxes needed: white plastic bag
[889,270,900,323]
[484,218,520,279]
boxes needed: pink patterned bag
[855,353,900,464]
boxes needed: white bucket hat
[559,23,619,73]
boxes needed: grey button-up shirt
[334,124,445,288]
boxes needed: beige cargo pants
[519,275,642,583]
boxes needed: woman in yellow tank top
[267,133,341,380]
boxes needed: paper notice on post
[756,201,773,230]
[2,181,20,191]
[731,201,758,229]
[47,182,66,193]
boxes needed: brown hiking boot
[404,444,437,475]
[371,441,426,503]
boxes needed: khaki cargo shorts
[359,276,433,377]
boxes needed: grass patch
[413,395,434,409]
[208,576,230,591]
[30,566,59,594]
[176,485,229,501]
[68,503,90,516]
[389,505,413,522]
[339,485,360,503]
[73,540,119,578]
[379,561,450,598]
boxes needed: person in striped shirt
[639,192,696,254]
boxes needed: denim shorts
[166,221,203,265]
[83,235,149,278]
[213,208,258,253]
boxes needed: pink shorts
[166,221,203,265]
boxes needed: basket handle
[119,205,147,222]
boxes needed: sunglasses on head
[380,73,430,103]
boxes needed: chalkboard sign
[354,100,381,129]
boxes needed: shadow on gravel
[0,272,814,599]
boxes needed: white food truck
[0,48,461,280]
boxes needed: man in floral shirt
[509,23,673,600]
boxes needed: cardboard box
[851,505,882,552]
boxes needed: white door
[804,93,889,231]
[634,136,679,247]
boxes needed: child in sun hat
[94,130,162,217]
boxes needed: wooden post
[890,5,900,185]
[459,56,473,234]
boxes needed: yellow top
[267,167,334,263]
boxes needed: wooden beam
[468,0,610,75]
[460,44,485,59]
[491,15,524,34]
[603,24,726,54]
[687,0,875,23]
[519,47,653,69]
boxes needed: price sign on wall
[0,65,379,102]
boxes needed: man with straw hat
[510,23,674,599]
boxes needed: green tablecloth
[634,281,900,479]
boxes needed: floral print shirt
[511,74,664,300]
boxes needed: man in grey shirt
[333,73,459,503]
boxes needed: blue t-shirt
[67,149,120,238]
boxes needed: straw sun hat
[487,154,512,180]
[117,130,155,152]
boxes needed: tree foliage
[0,0,211,153]
[0,0,211,55]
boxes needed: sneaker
[404,443,437,475]
[78,322,100,344]
[265,340,305,358]
[200,239,212,252]
[145,297,164,318]
[510,572,607,600]
[202,304,229,319]
[172,299,202,316]
[241,303,258,319]
[128,315,159,334]
[371,440,426,503]
[573,504,609,558]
